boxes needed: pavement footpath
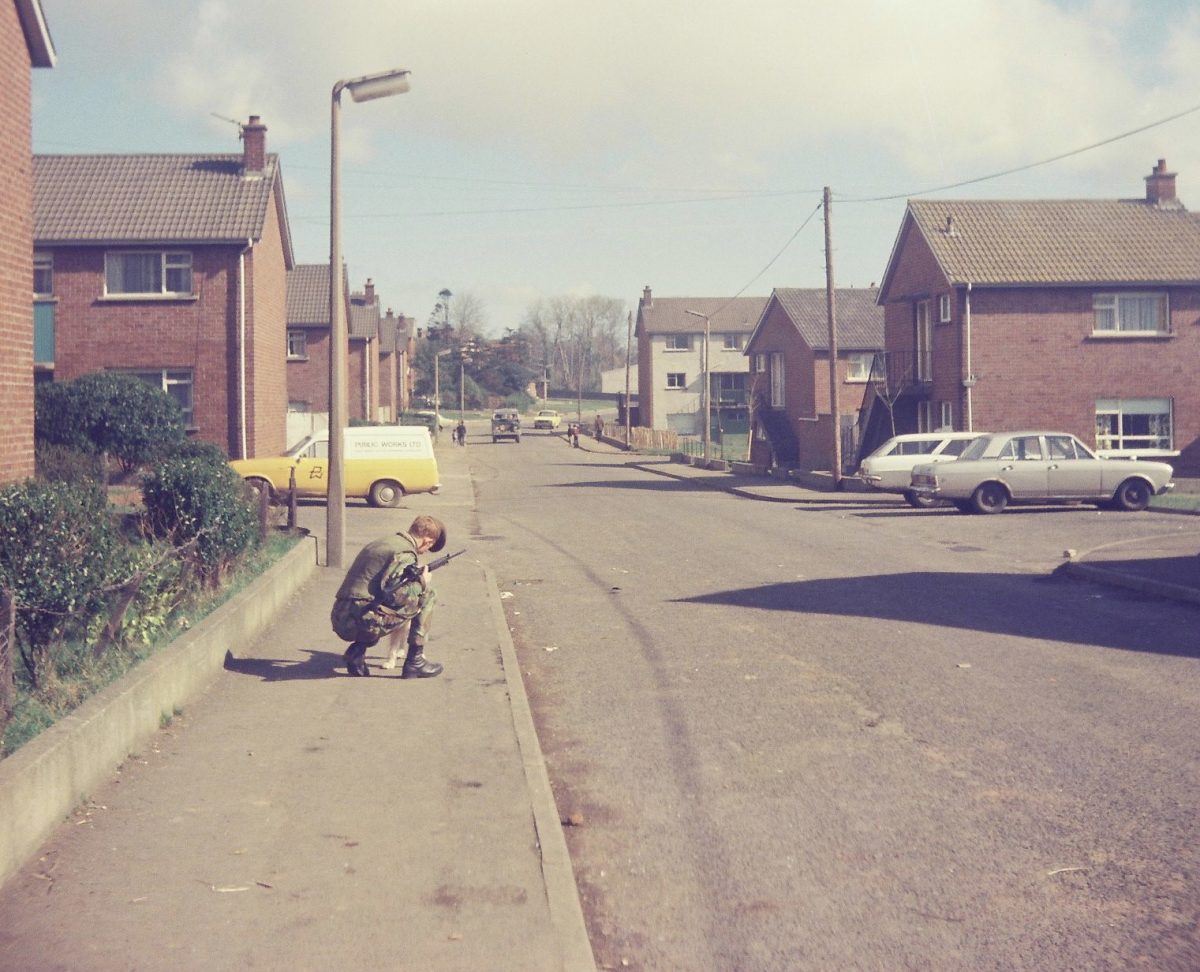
[0,441,596,972]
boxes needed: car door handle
[1048,464,1059,470]
[1001,464,1014,471]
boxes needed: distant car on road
[491,408,521,443]
[413,409,448,431]
[909,431,1174,514]
[533,409,562,430]
[857,431,982,507]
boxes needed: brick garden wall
[0,5,34,483]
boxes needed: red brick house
[871,159,1200,475]
[1,0,54,483]
[33,115,294,459]
[744,287,883,472]
[377,308,412,421]
[284,263,334,444]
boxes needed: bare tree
[520,294,626,400]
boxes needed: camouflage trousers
[330,586,436,648]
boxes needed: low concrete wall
[0,534,318,889]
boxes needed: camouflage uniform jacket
[330,532,427,642]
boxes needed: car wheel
[971,482,1008,514]
[903,489,938,509]
[368,480,404,508]
[245,477,273,503]
[1113,477,1152,512]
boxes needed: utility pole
[623,310,632,447]
[824,186,842,489]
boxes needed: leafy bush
[36,372,186,472]
[35,442,106,486]
[0,481,121,684]
[168,439,229,466]
[141,455,259,582]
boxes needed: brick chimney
[1145,158,1178,207]
[642,285,652,307]
[241,115,267,174]
[364,279,376,304]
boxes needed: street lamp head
[685,309,708,321]
[344,68,411,103]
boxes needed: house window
[287,330,308,359]
[918,400,935,433]
[1092,293,1168,335]
[1095,398,1172,451]
[665,334,691,351]
[105,251,193,297]
[33,252,53,297]
[769,353,785,407]
[712,372,746,403]
[722,334,744,351]
[753,353,767,373]
[666,372,686,389]
[288,401,310,413]
[916,300,933,380]
[939,401,953,429]
[123,368,194,427]
[938,293,952,323]
[844,352,879,382]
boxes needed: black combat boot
[344,643,371,677]
[401,641,443,679]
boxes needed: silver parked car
[909,431,1174,514]
[857,431,982,507]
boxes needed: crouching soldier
[330,514,446,678]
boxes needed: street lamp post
[685,309,711,463]
[328,67,410,569]
[433,347,452,429]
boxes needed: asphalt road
[470,429,1200,971]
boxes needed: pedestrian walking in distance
[455,420,466,446]
[330,515,447,678]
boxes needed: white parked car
[909,431,1174,514]
[857,432,982,507]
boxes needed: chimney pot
[642,285,652,306]
[365,279,375,303]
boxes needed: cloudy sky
[31,0,1200,334]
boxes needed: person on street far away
[455,420,466,446]
[594,414,604,438]
[330,514,446,678]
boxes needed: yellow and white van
[230,427,440,507]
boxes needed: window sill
[34,295,58,303]
[98,293,199,303]
[1086,331,1173,341]
[287,355,310,362]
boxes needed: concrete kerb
[1062,560,1200,606]
[0,533,318,890]
[486,565,597,972]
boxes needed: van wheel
[368,480,404,508]
[245,477,273,503]
[1113,478,1151,512]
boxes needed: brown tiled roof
[287,264,329,326]
[637,296,767,336]
[907,198,1200,285]
[378,314,397,354]
[763,288,883,351]
[33,154,293,263]
[349,292,379,340]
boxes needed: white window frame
[753,353,767,373]
[34,251,53,297]
[769,353,785,408]
[938,293,952,323]
[665,333,691,351]
[287,329,308,359]
[123,368,195,428]
[722,333,744,351]
[665,372,686,389]
[939,400,953,430]
[918,400,935,433]
[916,300,933,380]
[1092,293,1169,336]
[104,250,194,297]
[844,352,878,382]
[1095,397,1173,451]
